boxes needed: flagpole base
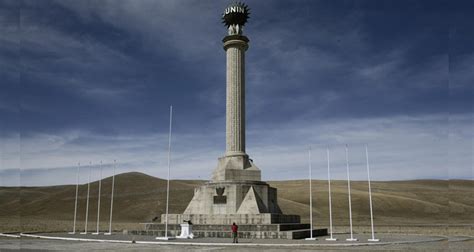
[368,238,380,242]
[156,237,175,240]
[104,232,112,235]
[91,232,99,235]
[305,237,317,241]
[325,238,338,241]
[346,238,358,241]
[68,232,75,234]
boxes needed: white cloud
[1,113,471,186]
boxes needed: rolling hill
[0,172,472,233]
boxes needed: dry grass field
[0,172,472,235]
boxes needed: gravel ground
[0,234,472,251]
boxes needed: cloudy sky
[0,0,472,186]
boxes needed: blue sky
[0,0,472,186]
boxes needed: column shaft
[224,36,248,157]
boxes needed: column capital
[223,35,249,51]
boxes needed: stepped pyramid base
[177,180,284,221]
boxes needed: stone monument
[148,2,327,239]
[163,2,298,226]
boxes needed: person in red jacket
[231,222,238,243]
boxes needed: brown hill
[0,172,472,233]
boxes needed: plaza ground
[1,233,473,251]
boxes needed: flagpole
[81,162,92,234]
[345,145,357,241]
[325,147,337,241]
[105,160,116,235]
[305,147,316,240]
[69,162,80,234]
[366,144,379,242]
[93,161,103,235]
[157,105,174,240]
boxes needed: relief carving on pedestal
[213,187,227,204]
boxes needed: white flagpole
[305,147,316,240]
[81,162,92,234]
[69,162,80,234]
[366,144,379,242]
[325,147,337,241]
[93,161,103,235]
[157,105,174,240]
[105,160,116,235]
[345,145,357,241]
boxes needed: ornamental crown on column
[222,2,250,35]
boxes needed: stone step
[142,223,310,232]
[279,223,310,231]
[285,228,328,239]
[162,213,301,225]
[131,225,327,240]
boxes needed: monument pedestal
[154,158,327,238]
[162,178,300,225]
[160,154,299,225]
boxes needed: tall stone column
[211,34,261,182]
[224,35,248,157]
[210,2,261,182]
[167,2,297,227]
